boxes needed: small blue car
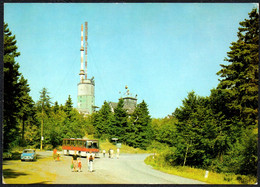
[21,149,37,161]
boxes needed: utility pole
[40,104,43,150]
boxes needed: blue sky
[4,3,258,118]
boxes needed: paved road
[3,151,206,184]
[92,154,206,184]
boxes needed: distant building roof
[109,96,137,114]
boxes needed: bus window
[83,141,87,148]
[87,141,92,148]
[92,142,98,148]
[78,140,83,147]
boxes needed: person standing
[102,149,106,157]
[72,151,78,172]
[89,155,94,172]
[108,149,111,158]
[111,149,114,159]
[86,152,90,171]
[117,148,120,159]
[53,148,57,161]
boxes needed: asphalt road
[3,151,206,184]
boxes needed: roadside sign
[116,143,121,148]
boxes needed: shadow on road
[36,154,48,160]
[3,169,28,179]
[29,181,52,184]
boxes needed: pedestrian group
[53,148,120,173]
[71,151,95,172]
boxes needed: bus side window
[79,141,82,147]
[93,142,97,148]
[84,141,86,148]
[87,141,92,148]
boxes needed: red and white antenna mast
[85,22,88,80]
[79,24,85,82]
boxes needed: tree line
[151,9,258,177]
[3,8,258,178]
[92,98,153,149]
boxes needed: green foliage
[64,95,73,118]
[151,117,178,146]
[3,23,36,150]
[92,101,114,139]
[112,98,128,142]
[216,8,259,128]
[125,100,153,149]
[3,23,21,150]
[151,9,258,178]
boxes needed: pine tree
[216,8,259,128]
[37,87,52,113]
[64,95,73,119]
[126,100,152,149]
[17,76,35,146]
[93,101,114,139]
[113,98,128,142]
[3,23,22,150]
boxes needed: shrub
[56,146,63,151]
[44,144,53,150]
[3,152,12,160]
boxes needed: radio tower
[79,24,85,82]
[77,22,96,115]
[85,22,88,80]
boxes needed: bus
[62,138,100,157]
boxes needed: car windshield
[23,150,34,153]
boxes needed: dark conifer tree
[93,101,114,139]
[113,98,128,142]
[216,8,259,128]
[3,23,33,150]
[126,100,152,149]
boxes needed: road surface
[3,151,206,184]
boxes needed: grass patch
[144,155,257,184]
[99,139,149,154]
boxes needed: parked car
[21,149,37,161]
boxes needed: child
[78,157,82,172]
[70,162,74,171]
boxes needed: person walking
[72,151,78,172]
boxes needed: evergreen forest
[3,9,258,179]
